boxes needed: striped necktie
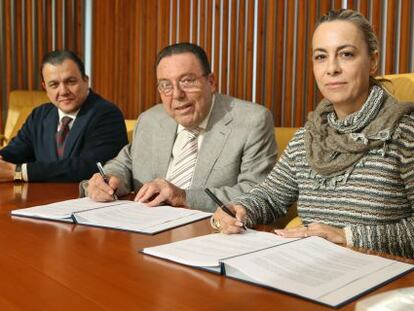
[56,116,73,158]
[168,128,201,189]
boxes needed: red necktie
[56,116,73,158]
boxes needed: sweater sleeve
[344,115,414,258]
[235,130,301,227]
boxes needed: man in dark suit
[0,50,128,182]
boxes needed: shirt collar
[58,108,80,122]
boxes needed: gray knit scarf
[305,85,414,178]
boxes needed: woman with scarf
[211,9,414,258]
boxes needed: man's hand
[135,178,187,207]
[87,173,120,202]
[274,223,346,245]
[0,156,16,182]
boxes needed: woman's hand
[211,204,247,234]
[274,223,346,245]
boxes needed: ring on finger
[210,217,222,232]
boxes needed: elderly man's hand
[274,223,346,245]
[0,156,16,182]
[211,204,246,234]
[87,173,120,202]
[135,178,187,207]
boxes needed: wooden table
[0,183,412,311]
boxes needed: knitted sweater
[236,115,414,258]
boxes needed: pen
[96,162,117,200]
[204,188,247,230]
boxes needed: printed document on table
[222,236,414,307]
[73,201,212,234]
[142,229,298,272]
[11,197,126,221]
[11,198,211,233]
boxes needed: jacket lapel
[62,115,85,158]
[61,92,94,158]
[192,94,233,187]
[153,113,177,178]
[43,107,60,160]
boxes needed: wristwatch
[14,164,22,181]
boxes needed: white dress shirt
[165,95,216,181]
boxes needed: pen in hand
[204,188,247,230]
[96,162,117,200]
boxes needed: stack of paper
[11,198,211,234]
[142,233,414,307]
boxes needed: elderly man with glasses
[85,42,276,212]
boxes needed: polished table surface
[0,183,412,311]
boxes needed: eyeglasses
[157,74,209,96]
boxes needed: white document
[222,236,414,307]
[10,197,126,221]
[73,201,212,234]
[11,198,211,234]
[142,229,298,272]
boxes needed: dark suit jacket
[0,90,128,182]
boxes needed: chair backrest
[124,119,137,143]
[2,90,49,146]
[381,73,414,102]
[274,127,299,158]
